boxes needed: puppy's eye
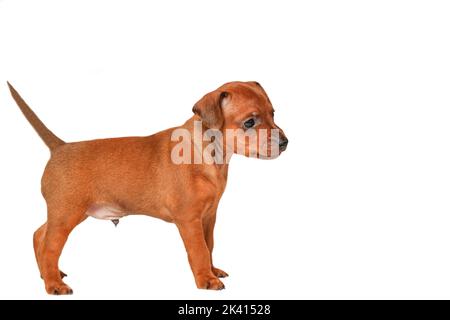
[243,118,256,129]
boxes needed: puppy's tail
[7,82,65,151]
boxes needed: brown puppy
[7,81,288,295]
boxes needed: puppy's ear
[192,90,229,129]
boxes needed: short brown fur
[7,81,288,294]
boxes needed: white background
[0,0,449,299]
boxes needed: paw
[212,267,229,278]
[45,282,73,295]
[196,275,225,290]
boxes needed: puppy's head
[193,81,288,159]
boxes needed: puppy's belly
[85,204,126,220]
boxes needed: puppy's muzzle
[279,138,289,151]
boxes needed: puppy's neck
[180,116,232,168]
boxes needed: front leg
[203,212,229,278]
[176,218,225,290]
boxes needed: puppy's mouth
[256,148,284,160]
[257,154,280,160]
[255,138,287,159]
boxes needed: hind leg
[34,223,68,279]
[33,223,46,272]
[38,204,87,295]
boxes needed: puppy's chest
[200,168,228,195]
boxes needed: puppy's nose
[279,138,289,151]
